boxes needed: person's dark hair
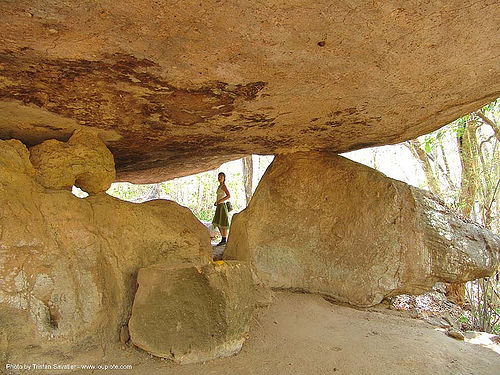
[218,172,226,182]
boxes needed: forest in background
[353,98,500,334]
[98,98,500,334]
[105,155,274,221]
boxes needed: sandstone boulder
[0,139,36,176]
[29,128,115,194]
[129,261,254,364]
[0,1,499,182]
[0,139,212,363]
[224,152,500,307]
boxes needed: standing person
[212,172,231,246]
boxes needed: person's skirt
[212,203,230,229]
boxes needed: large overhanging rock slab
[0,139,212,362]
[129,261,254,364]
[224,152,500,307]
[1,1,499,182]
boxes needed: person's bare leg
[217,227,228,246]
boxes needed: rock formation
[0,139,212,362]
[224,152,500,307]
[0,1,499,182]
[0,1,499,367]
[29,128,115,194]
[129,261,254,364]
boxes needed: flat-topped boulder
[129,261,254,364]
[224,152,500,307]
[0,1,498,182]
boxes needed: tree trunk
[405,140,441,196]
[242,155,253,206]
[477,111,500,143]
[476,110,500,231]
[457,121,480,218]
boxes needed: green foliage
[466,274,500,334]
[420,129,447,154]
[409,97,500,334]
[422,136,433,154]
[480,97,500,114]
[107,183,153,201]
[494,325,500,335]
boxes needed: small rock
[425,316,451,328]
[446,329,465,340]
[254,285,274,308]
[120,325,130,344]
[442,312,460,330]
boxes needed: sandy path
[19,291,500,375]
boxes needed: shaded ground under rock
[37,292,500,375]
[212,243,226,261]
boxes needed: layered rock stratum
[0,138,212,362]
[224,152,500,307]
[1,1,499,182]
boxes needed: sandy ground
[8,291,500,375]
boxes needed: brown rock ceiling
[0,0,499,182]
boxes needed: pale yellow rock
[447,329,465,341]
[0,330,7,362]
[0,139,212,362]
[224,152,500,307]
[129,261,254,364]
[29,128,115,194]
[0,139,35,175]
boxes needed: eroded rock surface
[224,152,500,307]
[129,261,254,364]
[0,1,499,182]
[0,139,212,362]
[29,128,115,194]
